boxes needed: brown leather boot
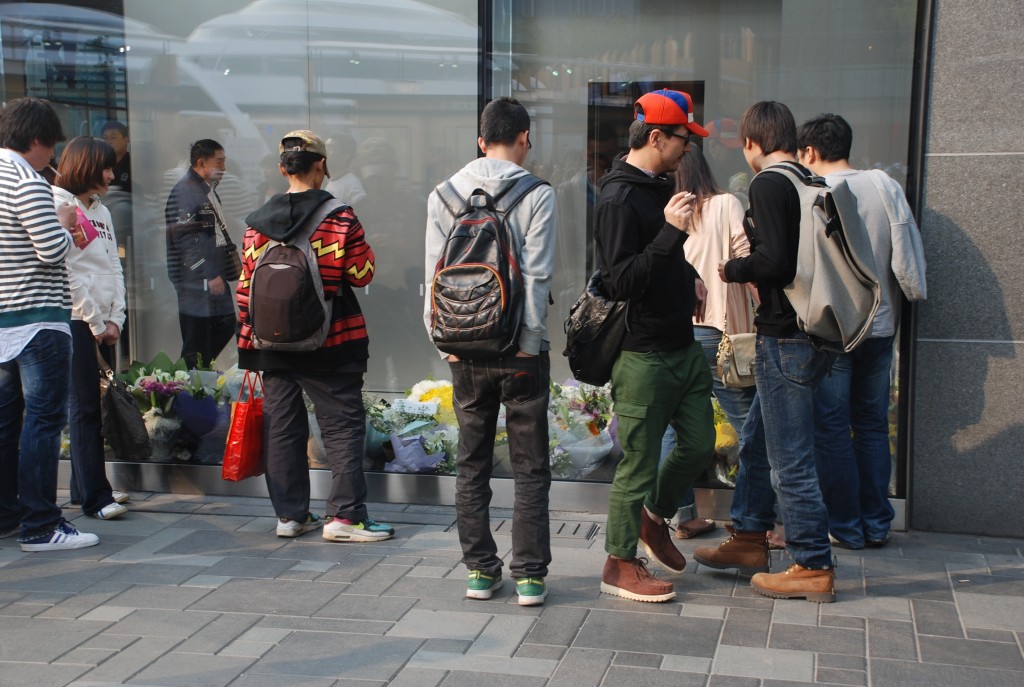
[639,507,686,573]
[750,563,835,603]
[693,530,770,575]
[600,556,675,603]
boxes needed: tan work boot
[750,563,835,603]
[639,507,687,573]
[600,556,676,603]
[693,529,770,575]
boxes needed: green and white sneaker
[277,513,322,538]
[466,570,503,599]
[516,577,547,606]
[322,517,393,542]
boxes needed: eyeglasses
[663,130,694,146]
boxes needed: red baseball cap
[706,118,742,149]
[634,89,709,137]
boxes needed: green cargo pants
[605,344,716,559]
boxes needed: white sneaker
[322,517,392,543]
[276,513,322,537]
[20,519,100,551]
[112,491,130,504]
[91,503,128,520]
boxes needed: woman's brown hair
[55,136,116,195]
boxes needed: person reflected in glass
[164,139,236,370]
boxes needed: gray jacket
[423,157,557,355]
[826,169,927,338]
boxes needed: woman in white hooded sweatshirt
[53,137,128,520]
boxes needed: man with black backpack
[695,101,838,602]
[423,97,557,606]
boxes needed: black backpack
[249,199,345,351]
[430,175,548,359]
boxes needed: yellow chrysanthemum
[420,383,455,426]
[715,422,738,451]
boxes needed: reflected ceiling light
[566,68,573,74]
[551,70,559,76]
[223,69,230,76]
[350,59,360,65]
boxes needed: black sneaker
[865,532,891,548]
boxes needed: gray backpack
[761,162,880,353]
[249,199,345,351]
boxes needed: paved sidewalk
[1,492,1022,687]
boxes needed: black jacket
[723,164,806,337]
[164,168,234,317]
[594,158,698,352]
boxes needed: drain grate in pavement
[446,519,600,540]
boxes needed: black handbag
[97,347,152,461]
[562,270,628,386]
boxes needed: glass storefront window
[0,1,918,493]
[491,0,918,489]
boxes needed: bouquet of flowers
[548,380,614,479]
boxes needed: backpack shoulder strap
[435,181,467,219]
[494,174,550,214]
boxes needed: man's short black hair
[190,138,223,167]
[627,120,681,150]
[738,101,796,156]
[102,120,129,138]
[0,97,64,153]
[796,113,853,163]
[479,97,530,146]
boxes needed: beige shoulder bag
[714,195,757,388]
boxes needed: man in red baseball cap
[593,89,715,603]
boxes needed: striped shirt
[0,150,72,331]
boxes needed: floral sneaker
[466,570,503,599]
[516,577,547,606]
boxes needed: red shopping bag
[221,371,265,481]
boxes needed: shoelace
[632,556,658,580]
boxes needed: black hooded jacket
[594,158,699,352]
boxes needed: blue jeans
[660,326,755,518]
[730,333,833,569]
[814,335,896,546]
[450,353,552,579]
[0,329,72,538]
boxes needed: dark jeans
[731,333,834,569]
[0,329,72,538]
[262,370,368,523]
[449,353,552,579]
[68,320,116,515]
[178,312,235,370]
[814,335,896,546]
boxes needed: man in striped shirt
[0,97,100,551]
